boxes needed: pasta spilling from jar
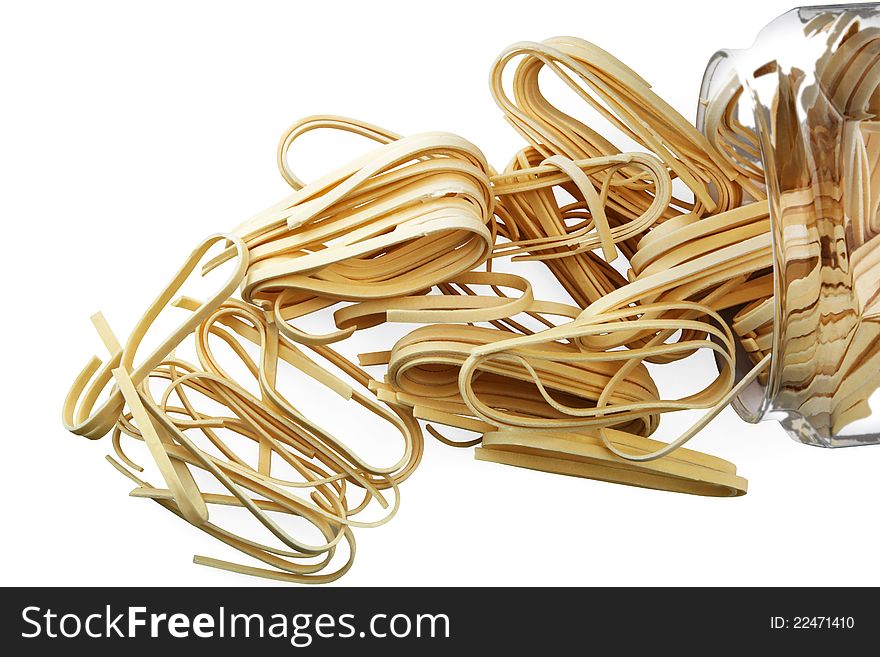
[63,13,880,581]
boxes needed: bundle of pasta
[205,116,497,345]
[489,37,750,217]
[63,234,422,582]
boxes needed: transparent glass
[698,3,880,447]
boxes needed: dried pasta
[60,20,880,581]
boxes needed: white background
[2,0,879,587]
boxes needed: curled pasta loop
[277,115,402,190]
[458,302,737,428]
[62,234,249,441]
[383,322,660,436]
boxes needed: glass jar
[698,3,880,447]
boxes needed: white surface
[2,0,878,587]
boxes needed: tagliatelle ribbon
[333,271,534,330]
[476,429,748,497]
